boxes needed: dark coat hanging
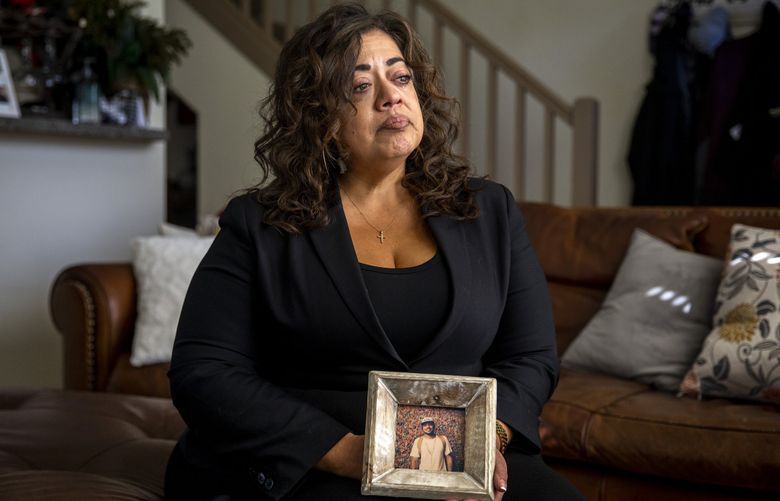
[628,2,698,206]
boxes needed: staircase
[183,0,599,205]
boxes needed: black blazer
[169,179,558,500]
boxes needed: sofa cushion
[0,388,184,500]
[547,282,607,354]
[519,203,713,354]
[545,457,766,501]
[0,471,160,500]
[519,203,708,288]
[692,208,780,258]
[681,224,780,403]
[131,235,214,367]
[542,370,780,493]
[561,229,723,392]
[158,222,200,238]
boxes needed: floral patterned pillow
[679,224,780,404]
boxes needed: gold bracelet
[495,421,509,455]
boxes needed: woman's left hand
[491,447,508,501]
[446,448,507,501]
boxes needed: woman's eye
[397,74,412,84]
[353,82,370,93]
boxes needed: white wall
[166,0,272,218]
[0,137,165,387]
[0,1,166,387]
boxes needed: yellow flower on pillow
[718,303,758,343]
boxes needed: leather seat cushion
[0,388,185,500]
[542,370,780,493]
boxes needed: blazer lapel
[308,201,407,368]
[409,214,472,364]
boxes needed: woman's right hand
[446,448,507,501]
[448,423,511,501]
[315,432,365,479]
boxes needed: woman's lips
[379,115,410,130]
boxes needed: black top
[360,253,452,362]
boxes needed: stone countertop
[0,117,167,142]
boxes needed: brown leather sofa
[520,203,780,500]
[2,203,779,500]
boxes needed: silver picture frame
[362,371,497,500]
[0,49,21,118]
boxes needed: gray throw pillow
[561,229,722,392]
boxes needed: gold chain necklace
[341,188,403,244]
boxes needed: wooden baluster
[544,108,555,203]
[410,0,596,204]
[262,0,273,37]
[309,0,318,21]
[408,0,418,30]
[252,0,263,23]
[487,63,498,180]
[433,19,443,65]
[285,0,294,42]
[514,85,526,201]
[572,98,598,206]
[459,38,470,160]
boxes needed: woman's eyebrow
[354,57,407,72]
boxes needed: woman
[165,4,582,500]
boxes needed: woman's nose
[375,79,402,110]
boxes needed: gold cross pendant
[377,231,385,244]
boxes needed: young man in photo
[409,417,453,471]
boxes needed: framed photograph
[0,49,20,118]
[362,371,497,500]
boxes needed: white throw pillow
[158,222,199,238]
[130,235,214,367]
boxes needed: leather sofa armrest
[50,263,137,392]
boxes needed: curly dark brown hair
[252,2,478,233]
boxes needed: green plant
[71,0,190,102]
